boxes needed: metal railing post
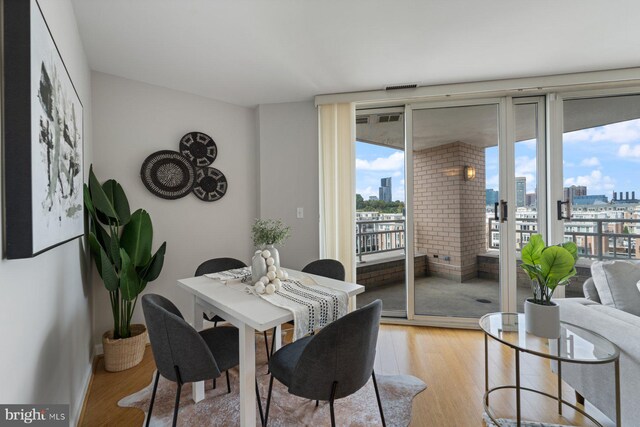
[596,220,603,260]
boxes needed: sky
[356,118,640,202]
[355,142,405,201]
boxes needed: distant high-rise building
[526,193,537,207]
[379,177,392,203]
[574,195,608,205]
[369,195,378,201]
[563,185,587,205]
[515,177,526,207]
[486,189,499,206]
[612,190,638,203]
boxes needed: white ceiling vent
[356,116,370,124]
[378,114,401,123]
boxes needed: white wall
[91,72,258,336]
[0,1,93,425]
[257,101,319,269]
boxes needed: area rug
[483,412,576,427]
[119,336,426,426]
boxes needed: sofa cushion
[582,277,601,303]
[591,260,640,316]
[591,304,640,329]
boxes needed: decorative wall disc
[140,150,196,199]
[179,131,217,167]
[193,167,227,202]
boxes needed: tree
[355,193,364,210]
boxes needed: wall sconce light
[464,165,476,181]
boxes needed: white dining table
[177,269,364,427]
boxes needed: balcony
[356,216,640,316]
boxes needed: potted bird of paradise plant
[84,166,166,371]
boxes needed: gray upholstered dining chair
[195,257,248,327]
[142,294,263,427]
[301,258,346,281]
[263,299,385,427]
[195,257,272,362]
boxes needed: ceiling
[357,95,640,150]
[71,0,640,107]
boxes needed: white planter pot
[252,250,267,282]
[524,299,560,339]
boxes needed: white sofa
[555,261,640,425]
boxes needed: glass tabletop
[479,313,619,363]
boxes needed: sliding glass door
[354,97,548,323]
[557,93,640,297]
[352,87,640,323]
[512,97,547,311]
[354,107,407,317]
[408,100,504,319]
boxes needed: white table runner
[204,268,349,340]
[257,276,349,340]
[204,267,252,283]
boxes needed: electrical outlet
[296,207,304,219]
[433,254,439,258]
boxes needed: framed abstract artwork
[4,0,84,259]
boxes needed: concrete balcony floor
[357,275,585,318]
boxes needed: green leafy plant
[251,218,291,247]
[84,166,166,339]
[520,234,578,305]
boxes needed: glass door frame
[511,96,548,309]
[347,78,640,327]
[354,105,409,318]
[403,96,549,324]
[547,86,640,298]
[406,97,509,326]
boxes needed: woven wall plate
[140,150,196,199]
[179,131,217,167]
[193,167,228,202]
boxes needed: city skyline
[357,118,640,203]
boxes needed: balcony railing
[356,216,640,263]
[488,217,640,260]
[356,219,405,262]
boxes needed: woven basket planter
[102,324,147,372]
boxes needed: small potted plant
[84,166,166,371]
[520,234,578,338]
[251,218,290,275]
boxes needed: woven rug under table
[483,412,577,427]
[119,334,426,426]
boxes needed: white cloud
[517,138,536,148]
[580,157,601,167]
[515,155,537,175]
[514,156,538,192]
[564,170,615,194]
[486,174,499,190]
[618,144,640,158]
[356,151,404,171]
[356,186,376,199]
[564,119,640,144]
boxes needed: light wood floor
[79,325,605,426]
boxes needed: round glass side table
[479,312,620,427]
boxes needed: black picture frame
[3,0,84,259]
